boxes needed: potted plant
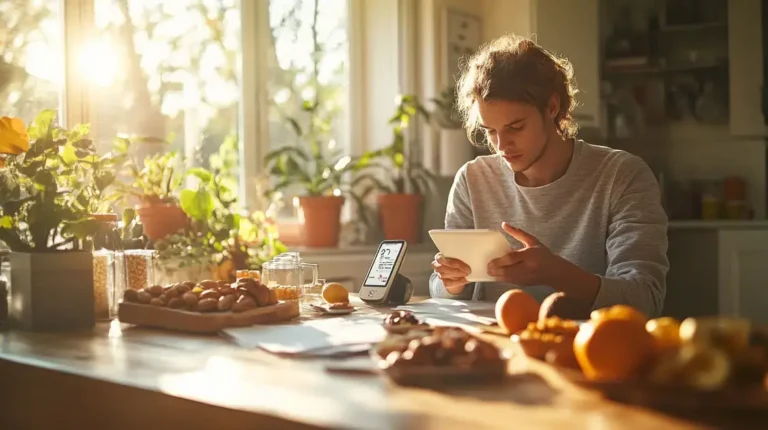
[155,140,286,282]
[265,101,364,248]
[432,85,475,176]
[0,111,122,331]
[113,137,187,240]
[356,95,437,243]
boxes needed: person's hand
[431,252,471,294]
[487,222,561,286]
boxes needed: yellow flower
[0,116,29,155]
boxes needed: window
[90,0,241,174]
[0,0,63,123]
[1,0,355,216]
[266,0,350,218]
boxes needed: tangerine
[495,289,540,335]
[322,282,349,303]
[573,316,655,381]
[590,304,647,324]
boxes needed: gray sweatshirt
[429,140,669,317]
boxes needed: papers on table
[395,298,497,326]
[221,298,498,356]
[221,315,387,356]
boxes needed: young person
[429,35,669,317]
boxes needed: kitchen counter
[668,220,768,229]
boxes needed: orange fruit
[322,282,349,303]
[646,317,681,353]
[573,316,655,381]
[495,289,540,335]
[590,304,647,324]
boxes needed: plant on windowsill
[431,84,475,177]
[355,95,437,243]
[0,110,124,331]
[264,100,366,248]
[112,137,188,241]
[155,137,286,282]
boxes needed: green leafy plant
[265,101,357,197]
[156,139,285,276]
[120,208,148,250]
[355,95,437,196]
[0,110,123,251]
[113,136,183,205]
[431,85,463,129]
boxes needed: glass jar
[261,260,302,302]
[90,213,122,251]
[93,250,115,321]
[0,254,9,323]
[124,250,155,291]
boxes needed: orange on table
[590,304,647,324]
[574,312,655,381]
[495,289,540,335]
[322,282,349,304]
[645,317,682,353]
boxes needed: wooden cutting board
[118,300,300,334]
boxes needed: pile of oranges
[496,289,768,390]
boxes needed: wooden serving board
[118,301,300,334]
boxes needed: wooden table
[0,298,765,430]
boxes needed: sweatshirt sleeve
[429,163,477,300]
[591,155,669,317]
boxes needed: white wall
[359,0,402,153]
[483,0,537,41]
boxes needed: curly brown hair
[456,35,579,144]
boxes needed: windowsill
[288,242,438,255]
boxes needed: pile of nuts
[236,269,300,300]
[517,317,582,369]
[122,277,278,313]
[383,310,422,328]
[378,327,502,368]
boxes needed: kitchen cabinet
[530,0,766,137]
[665,226,768,324]
[728,0,767,137]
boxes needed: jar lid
[91,213,119,222]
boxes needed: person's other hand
[432,252,471,294]
[487,222,560,286]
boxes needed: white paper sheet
[395,298,497,318]
[221,315,387,355]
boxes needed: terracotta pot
[136,203,189,240]
[378,193,423,243]
[299,196,345,248]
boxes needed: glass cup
[262,260,302,302]
[299,264,320,311]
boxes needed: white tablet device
[428,229,511,283]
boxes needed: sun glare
[79,38,119,87]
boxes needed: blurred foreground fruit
[574,305,654,381]
[538,292,591,321]
[590,304,647,324]
[679,316,751,355]
[646,317,682,353]
[495,289,540,335]
[650,344,731,390]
